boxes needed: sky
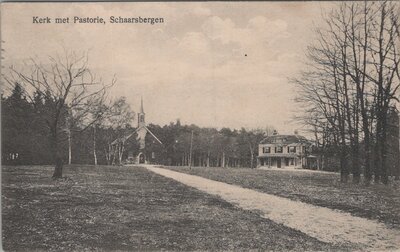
[1,2,335,134]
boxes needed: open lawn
[2,165,344,251]
[165,166,400,229]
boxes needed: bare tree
[84,94,110,166]
[106,97,135,165]
[294,1,399,184]
[4,51,113,178]
[365,1,400,184]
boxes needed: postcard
[1,1,400,251]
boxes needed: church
[111,97,162,164]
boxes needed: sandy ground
[144,165,400,251]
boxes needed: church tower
[138,96,145,128]
[112,96,162,164]
[136,96,147,151]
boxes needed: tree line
[2,56,275,176]
[2,83,274,169]
[294,1,400,184]
[141,122,274,168]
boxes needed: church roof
[143,126,162,144]
[111,126,162,146]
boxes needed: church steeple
[140,96,144,114]
[138,96,146,128]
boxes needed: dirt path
[144,166,400,251]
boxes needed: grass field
[2,165,346,251]
[166,166,400,229]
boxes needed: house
[257,131,316,169]
[111,97,162,164]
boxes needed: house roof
[260,134,310,145]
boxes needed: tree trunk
[111,144,117,165]
[51,134,63,179]
[118,142,125,165]
[360,3,372,184]
[52,157,63,179]
[93,126,98,166]
[381,107,389,184]
[374,143,381,184]
[374,114,382,183]
[340,147,348,183]
[397,117,400,181]
[352,144,360,183]
[68,129,72,165]
[106,143,113,165]
[249,147,254,169]
[363,125,372,184]
[105,147,110,165]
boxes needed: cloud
[248,16,287,33]
[178,32,210,55]
[201,15,290,49]
[192,5,212,17]
[1,2,328,133]
[202,16,239,44]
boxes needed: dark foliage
[2,85,272,168]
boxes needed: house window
[263,147,271,153]
[275,146,283,153]
[288,146,296,153]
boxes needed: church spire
[140,96,144,114]
[138,96,146,128]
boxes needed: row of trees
[2,83,273,170]
[143,122,274,168]
[294,1,400,184]
[2,72,275,177]
[1,83,137,166]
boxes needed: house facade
[257,132,315,169]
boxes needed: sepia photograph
[1,1,400,251]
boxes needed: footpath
[144,165,400,251]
